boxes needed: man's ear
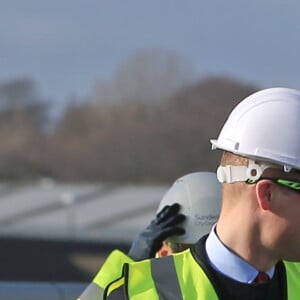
[255,180,272,210]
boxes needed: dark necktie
[254,271,270,283]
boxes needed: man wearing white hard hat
[156,172,220,251]
[129,172,221,259]
[105,88,300,300]
[78,172,221,300]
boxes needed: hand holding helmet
[127,203,185,261]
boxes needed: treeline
[0,49,260,182]
[0,75,258,183]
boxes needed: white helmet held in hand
[211,87,300,182]
[157,172,221,244]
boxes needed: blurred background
[0,0,300,292]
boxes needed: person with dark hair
[78,172,221,300]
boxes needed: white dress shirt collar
[205,225,274,283]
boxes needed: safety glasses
[258,177,300,194]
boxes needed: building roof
[0,179,169,244]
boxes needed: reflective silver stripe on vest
[78,282,103,300]
[151,256,183,300]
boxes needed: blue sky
[1,0,300,110]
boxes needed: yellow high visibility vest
[105,249,300,300]
[78,250,133,300]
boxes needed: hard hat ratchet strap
[217,160,283,183]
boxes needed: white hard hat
[211,88,300,180]
[157,172,221,244]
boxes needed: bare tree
[0,78,50,179]
[91,48,196,105]
[48,75,258,182]
[0,78,50,131]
